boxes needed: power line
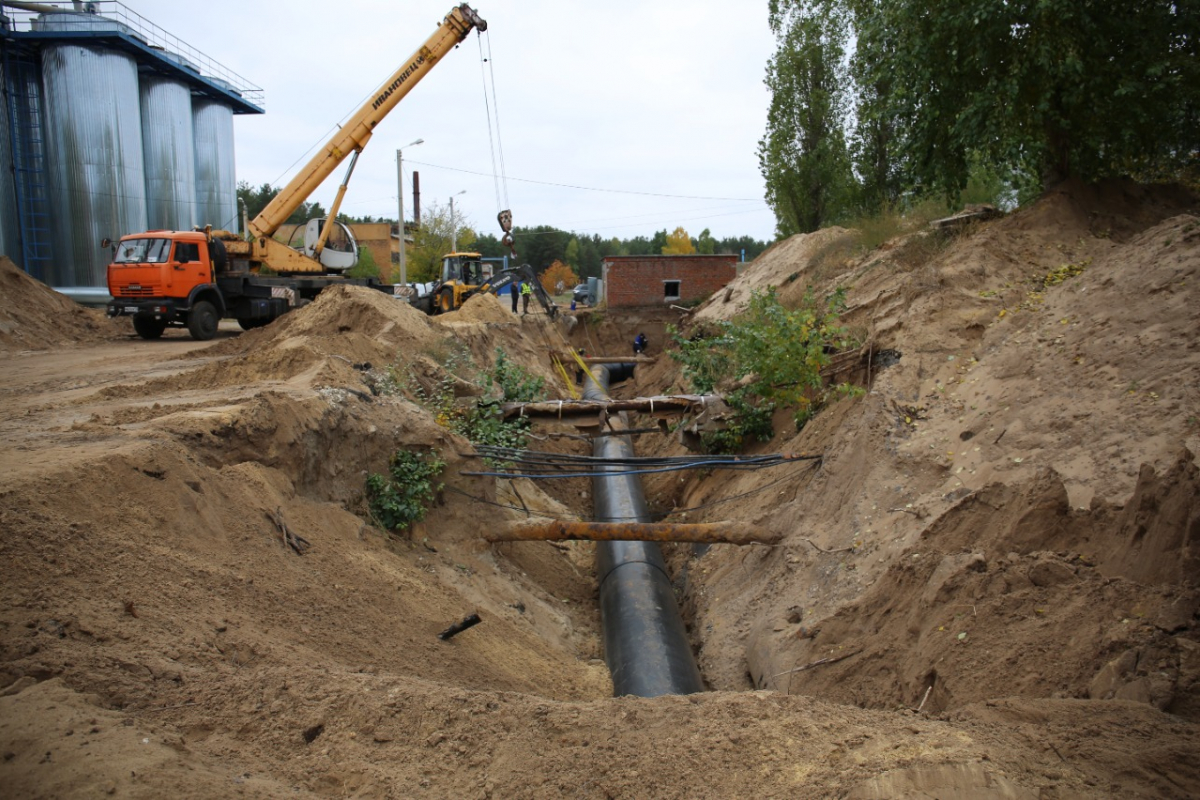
[405,159,763,202]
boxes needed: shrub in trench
[406,346,545,454]
[669,286,860,453]
[366,448,446,534]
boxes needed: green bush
[366,448,445,533]
[405,347,544,456]
[492,348,544,402]
[670,286,858,452]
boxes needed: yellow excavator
[435,252,558,316]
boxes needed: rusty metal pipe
[585,365,704,697]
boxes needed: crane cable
[478,30,511,216]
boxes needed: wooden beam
[501,394,724,420]
[550,350,655,364]
[488,519,779,545]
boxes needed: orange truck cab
[106,230,324,341]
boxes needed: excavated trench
[6,189,1200,795]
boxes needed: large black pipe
[585,365,704,697]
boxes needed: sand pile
[436,290,521,325]
[95,285,448,401]
[668,183,1200,741]
[0,256,126,351]
[692,227,855,325]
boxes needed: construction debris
[437,612,482,641]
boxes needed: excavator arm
[225,5,486,274]
[483,265,559,318]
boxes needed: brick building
[345,223,394,279]
[602,254,738,308]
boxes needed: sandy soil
[2,180,1199,798]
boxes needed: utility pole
[396,139,423,285]
[449,190,465,253]
[413,172,421,226]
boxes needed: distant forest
[238,181,770,280]
[470,227,769,280]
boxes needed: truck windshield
[114,238,172,264]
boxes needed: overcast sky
[134,0,779,244]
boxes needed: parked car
[573,283,590,304]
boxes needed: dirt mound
[669,182,1200,737]
[93,286,447,402]
[745,455,1200,719]
[0,256,127,351]
[692,227,856,325]
[436,291,521,325]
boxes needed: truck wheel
[439,287,455,314]
[187,300,219,341]
[236,317,263,331]
[133,316,167,340]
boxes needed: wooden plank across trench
[500,394,723,420]
[489,520,779,546]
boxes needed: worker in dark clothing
[520,280,533,314]
[633,332,648,355]
[511,282,520,313]
[574,349,586,384]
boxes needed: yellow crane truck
[106,5,488,340]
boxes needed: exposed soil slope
[0,256,128,351]
[661,179,1200,734]
[2,180,1199,798]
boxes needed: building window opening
[664,280,681,301]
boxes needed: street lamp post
[449,190,466,253]
[396,138,424,286]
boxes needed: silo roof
[1,5,263,114]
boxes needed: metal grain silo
[0,59,17,265]
[41,42,147,287]
[192,98,236,231]
[140,75,197,231]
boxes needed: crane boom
[247,4,486,241]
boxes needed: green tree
[235,180,328,228]
[564,237,581,269]
[626,235,651,254]
[409,202,476,282]
[514,225,570,273]
[662,226,696,255]
[759,1,855,234]
[854,0,1200,197]
[650,229,669,254]
[345,246,378,280]
[696,228,716,254]
[669,287,855,451]
[473,232,507,259]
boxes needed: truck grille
[115,285,159,297]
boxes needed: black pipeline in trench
[583,364,704,697]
